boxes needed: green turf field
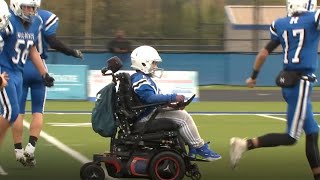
[1,100,319,180]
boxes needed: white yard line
[23,120,114,180]
[257,114,320,128]
[23,120,90,164]
[0,165,8,176]
[257,114,287,122]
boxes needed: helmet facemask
[0,0,10,30]
[0,13,10,30]
[149,61,164,78]
[20,4,37,22]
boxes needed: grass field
[1,100,320,180]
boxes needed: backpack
[91,82,117,137]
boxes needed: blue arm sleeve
[135,84,176,104]
[131,73,177,104]
[270,20,280,41]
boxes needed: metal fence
[56,36,278,53]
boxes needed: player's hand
[0,71,9,89]
[73,49,84,60]
[176,95,185,103]
[42,73,55,87]
[246,77,256,88]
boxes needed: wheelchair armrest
[130,102,168,110]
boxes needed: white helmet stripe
[308,0,312,10]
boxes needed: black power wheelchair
[80,57,202,180]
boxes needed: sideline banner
[88,70,199,101]
[46,65,88,100]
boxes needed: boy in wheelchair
[130,45,221,162]
[81,46,221,180]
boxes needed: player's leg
[0,116,10,145]
[24,79,46,166]
[12,82,28,166]
[302,83,320,180]
[0,70,24,164]
[230,83,303,169]
[306,132,320,180]
[155,110,221,161]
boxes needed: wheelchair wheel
[105,163,117,177]
[185,163,201,180]
[149,151,185,180]
[82,164,105,180]
[80,162,94,180]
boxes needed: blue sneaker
[195,142,222,161]
[188,146,197,159]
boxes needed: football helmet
[131,45,163,77]
[307,0,317,12]
[286,0,316,16]
[0,0,10,30]
[35,0,41,7]
[10,0,37,22]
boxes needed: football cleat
[15,149,27,166]
[24,143,36,167]
[230,137,247,169]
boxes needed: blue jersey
[35,9,59,60]
[270,10,320,74]
[131,72,176,104]
[0,10,42,72]
[20,10,58,115]
[131,72,177,120]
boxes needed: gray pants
[155,110,204,148]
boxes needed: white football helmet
[307,0,317,12]
[0,0,10,30]
[35,0,41,7]
[10,0,37,22]
[286,0,315,16]
[131,45,163,77]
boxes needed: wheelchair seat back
[115,72,179,135]
[115,73,143,126]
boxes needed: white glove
[73,49,84,60]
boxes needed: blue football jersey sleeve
[36,9,59,59]
[131,72,176,104]
[38,9,58,37]
[269,11,320,74]
[270,21,279,42]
